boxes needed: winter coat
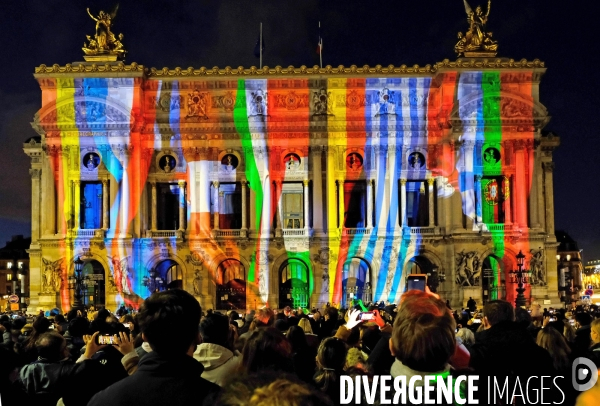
[87,351,220,406]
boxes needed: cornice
[34,59,545,78]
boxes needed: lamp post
[509,250,531,308]
[68,257,85,310]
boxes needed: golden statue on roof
[455,0,498,57]
[82,5,126,61]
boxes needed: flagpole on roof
[319,21,323,69]
[260,22,263,69]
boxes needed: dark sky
[1,0,598,259]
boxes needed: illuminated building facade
[23,59,560,312]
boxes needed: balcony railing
[408,227,435,235]
[145,230,183,238]
[214,229,245,238]
[342,228,372,236]
[485,224,506,232]
[68,229,105,238]
[282,228,311,237]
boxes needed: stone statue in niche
[312,88,333,116]
[83,152,100,171]
[186,89,208,119]
[193,269,202,295]
[347,153,363,170]
[455,250,481,286]
[284,153,301,170]
[529,248,546,286]
[159,155,176,173]
[249,89,267,116]
[221,154,238,172]
[42,258,64,293]
[372,88,396,116]
[409,152,425,169]
[483,147,500,164]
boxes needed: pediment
[35,96,131,129]
[451,91,548,122]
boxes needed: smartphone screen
[407,275,427,292]
[359,312,375,321]
[97,334,116,345]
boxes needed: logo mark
[572,357,598,391]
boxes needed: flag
[254,34,264,58]
[316,22,323,54]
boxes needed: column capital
[219,191,225,197]
[303,179,309,187]
[241,180,247,187]
[213,181,220,188]
[337,179,344,185]
[427,178,435,186]
[29,168,41,179]
[73,180,80,186]
[542,162,555,172]
[101,179,108,186]
[178,180,186,187]
[150,180,157,187]
[400,179,407,186]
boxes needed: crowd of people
[1,291,599,406]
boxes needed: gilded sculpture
[455,0,498,57]
[82,5,126,61]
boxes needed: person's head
[575,312,592,328]
[54,314,66,324]
[391,290,456,373]
[199,312,230,347]
[591,319,600,345]
[283,306,292,317]
[67,317,90,338]
[456,327,475,347]
[482,300,514,328]
[297,318,313,335]
[515,307,532,327]
[138,289,201,356]
[286,326,307,353]
[241,327,293,374]
[254,307,274,326]
[35,332,69,362]
[316,337,347,373]
[345,347,368,371]
[536,326,571,371]
[325,306,338,321]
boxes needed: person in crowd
[467,296,477,312]
[16,316,52,365]
[88,290,220,406]
[194,312,241,386]
[286,325,316,383]
[212,372,333,406]
[345,347,369,372]
[456,327,475,352]
[588,318,600,364]
[63,316,89,361]
[314,336,348,404]
[573,312,593,357]
[297,317,320,350]
[52,314,69,335]
[239,326,294,374]
[319,306,340,340]
[515,307,541,340]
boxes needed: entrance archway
[279,259,310,309]
[216,259,246,310]
[481,255,506,303]
[81,260,105,308]
[155,259,184,290]
[341,257,371,308]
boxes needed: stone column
[218,191,225,229]
[504,176,512,225]
[428,178,435,227]
[338,179,345,228]
[536,157,546,231]
[275,181,283,232]
[474,175,482,226]
[303,180,310,229]
[312,147,324,233]
[29,169,41,241]
[151,181,157,231]
[241,181,247,231]
[400,179,407,227]
[529,148,541,229]
[102,180,109,230]
[41,154,55,235]
[261,177,272,234]
[515,142,527,228]
[543,162,555,236]
[178,180,186,231]
[213,182,220,230]
[73,180,81,230]
[366,179,373,228]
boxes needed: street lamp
[509,250,532,308]
[68,257,85,310]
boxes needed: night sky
[1,0,598,259]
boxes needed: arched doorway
[481,255,506,303]
[341,257,371,308]
[216,259,246,310]
[154,259,184,290]
[81,260,105,308]
[279,259,310,309]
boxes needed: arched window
[280,259,308,284]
